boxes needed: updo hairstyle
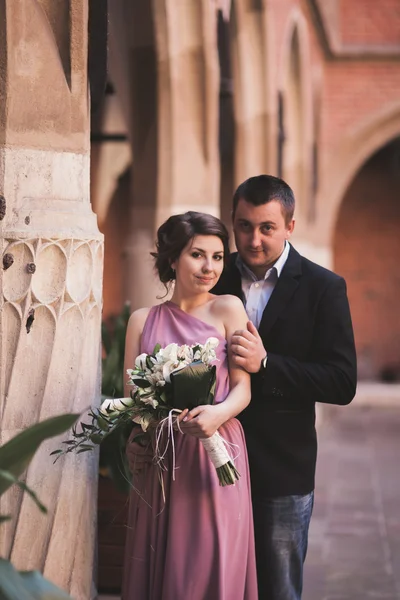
[151,211,230,286]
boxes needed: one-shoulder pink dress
[122,302,258,600]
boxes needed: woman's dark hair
[151,211,230,287]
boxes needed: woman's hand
[177,404,228,438]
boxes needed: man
[213,175,357,599]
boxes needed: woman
[122,212,258,600]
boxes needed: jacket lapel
[258,245,302,336]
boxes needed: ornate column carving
[0,2,102,598]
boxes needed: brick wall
[340,0,400,45]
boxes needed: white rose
[162,360,186,383]
[193,349,201,361]
[132,414,152,432]
[205,337,220,349]
[135,353,149,371]
[139,396,159,409]
[129,372,151,383]
[177,344,194,363]
[100,397,133,416]
[147,371,166,387]
[157,343,179,364]
[201,337,219,363]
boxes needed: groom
[213,175,357,599]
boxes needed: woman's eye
[213,255,223,261]
[191,252,201,258]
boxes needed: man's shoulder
[294,248,344,288]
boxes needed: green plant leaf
[0,515,11,523]
[0,558,72,599]
[101,320,112,356]
[0,413,79,496]
[0,470,47,514]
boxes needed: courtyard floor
[99,385,400,600]
[304,399,400,600]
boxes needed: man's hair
[232,175,295,224]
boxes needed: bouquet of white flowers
[52,338,240,487]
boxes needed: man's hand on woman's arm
[231,320,267,373]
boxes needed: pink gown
[122,301,258,600]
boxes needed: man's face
[233,199,295,278]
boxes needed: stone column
[0,2,102,598]
[154,0,220,226]
[231,0,271,182]
[107,0,220,310]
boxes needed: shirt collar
[236,241,290,282]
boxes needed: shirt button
[254,283,260,288]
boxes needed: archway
[334,138,400,381]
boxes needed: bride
[122,211,258,600]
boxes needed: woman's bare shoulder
[211,294,244,312]
[210,294,248,336]
[210,294,246,320]
[127,307,151,334]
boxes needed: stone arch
[319,102,400,244]
[279,8,313,220]
[333,136,400,381]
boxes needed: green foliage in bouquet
[53,337,240,487]
[100,302,134,493]
[0,413,79,599]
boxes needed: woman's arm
[179,295,251,438]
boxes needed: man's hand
[231,320,267,373]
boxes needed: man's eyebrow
[237,219,276,226]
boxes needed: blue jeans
[252,492,314,600]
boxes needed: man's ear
[286,219,295,238]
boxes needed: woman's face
[172,235,225,294]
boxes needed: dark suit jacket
[213,245,357,497]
